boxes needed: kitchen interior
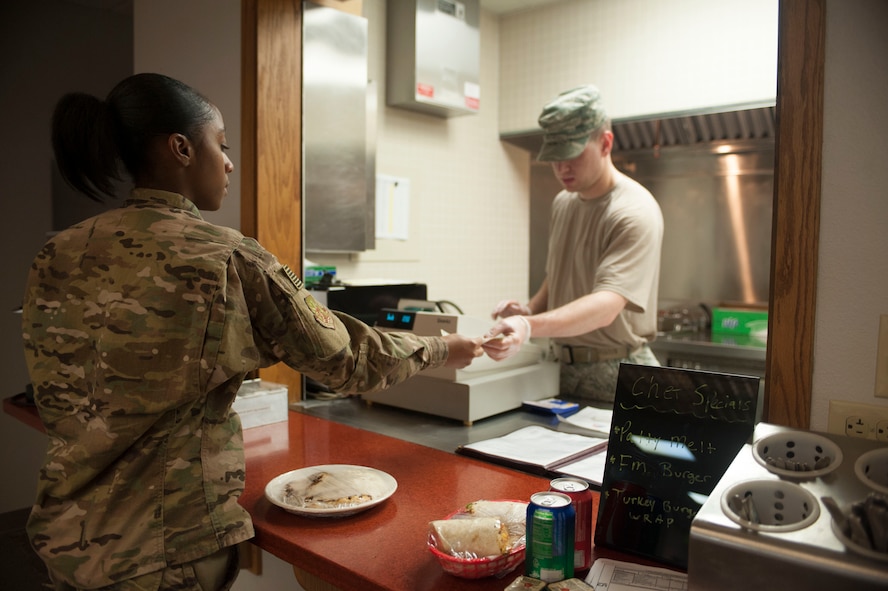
[1,0,887,590]
[299,0,775,419]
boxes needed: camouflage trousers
[49,546,239,591]
[558,345,661,403]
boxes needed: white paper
[461,426,607,469]
[556,450,609,486]
[375,174,409,240]
[585,558,688,590]
[558,405,614,434]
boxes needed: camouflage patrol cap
[537,85,608,162]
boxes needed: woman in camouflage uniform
[21,73,483,591]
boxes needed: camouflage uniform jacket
[21,189,448,588]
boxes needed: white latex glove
[482,316,531,361]
[491,299,532,319]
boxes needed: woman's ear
[168,133,192,166]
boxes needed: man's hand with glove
[490,299,532,319]
[481,315,532,361]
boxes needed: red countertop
[5,398,670,590]
[240,412,559,591]
[240,411,665,591]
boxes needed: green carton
[711,307,768,336]
[305,265,336,286]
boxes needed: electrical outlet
[876,419,888,442]
[844,415,871,438]
[827,400,888,440]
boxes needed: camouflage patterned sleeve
[231,239,448,393]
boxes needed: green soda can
[525,491,575,582]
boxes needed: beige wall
[811,0,888,430]
[133,0,242,231]
[498,0,778,133]
[0,0,132,513]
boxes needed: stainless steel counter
[651,331,767,362]
[650,331,767,389]
[289,395,605,454]
[688,423,888,590]
[292,332,769,452]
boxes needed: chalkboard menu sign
[594,363,759,569]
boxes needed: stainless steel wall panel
[303,2,371,252]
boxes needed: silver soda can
[550,477,593,570]
[525,491,575,582]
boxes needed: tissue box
[711,307,768,336]
[232,380,288,429]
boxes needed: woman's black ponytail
[51,92,121,202]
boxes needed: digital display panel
[376,309,416,330]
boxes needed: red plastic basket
[428,541,525,579]
[427,499,527,579]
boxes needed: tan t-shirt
[545,171,663,350]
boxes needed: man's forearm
[526,290,626,339]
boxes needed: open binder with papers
[455,425,609,485]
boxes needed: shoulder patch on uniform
[281,265,304,290]
[304,294,335,329]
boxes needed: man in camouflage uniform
[484,85,663,402]
[22,188,472,590]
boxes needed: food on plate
[281,469,376,509]
[429,517,510,558]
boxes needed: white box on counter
[232,379,288,429]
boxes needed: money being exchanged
[440,329,505,344]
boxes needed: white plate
[265,464,397,517]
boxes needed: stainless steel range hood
[501,103,776,155]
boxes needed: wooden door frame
[241,0,305,400]
[764,0,825,428]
